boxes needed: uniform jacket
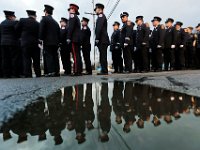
[67,13,81,43]
[151,24,165,48]
[175,28,187,46]
[0,19,18,46]
[164,26,177,49]
[95,13,110,45]
[120,23,134,46]
[136,23,150,48]
[60,27,68,45]
[80,26,91,46]
[111,29,121,51]
[15,17,39,47]
[39,15,60,46]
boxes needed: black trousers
[82,44,92,74]
[43,45,60,74]
[0,47,2,77]
[1,45,20,77]
[60,44,71,74]
[112,48,123,72]
[175,47,185,70]
[195,48,200,69]
[123,45,133,72]
[185,45,195,68]
[152,47,163,70]
[71,43,82,74]
[22,45,41,77]
[98,44,108,73]
[164,48,175,70]
[137,46,148,71]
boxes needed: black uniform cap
[94,3,105,11]
[26,10,36,16]
[151,16,162,22]
[120,12,129,18]
[196,23,200,28]
[113,21,120,26]
[3,10,15,17]
[165,18,174,23]
[175,21,183,27]
[44,5,54,14]
[135,16,144,22]
[82,17,90,23]
[60,17,68,23]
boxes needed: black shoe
[97,72,108,75]
[71,73,82,76]
[83,72,92,75]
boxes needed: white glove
[180,45,184,48]
[142,42,147,46]
[134,47,137,51]
[124,43,128,47]
[66,39,71,44]
[95,40,99,45]
[157,45,162,48]
[171,45,176,49]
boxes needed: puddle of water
[0,81,200,150]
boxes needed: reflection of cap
[120,12,129,18]
[175,21,183,27]
[94,3,105,11]
[60,17,68,23]
[151,16,162,22]
[113,21,120,26]
[54,135,63,145]
[100,134,109,143]
[76,134,86,144]
[165,18,174,23]
[17,134,28,143]
[123,124,131,133]
[26,10,36,16]
[3,132,12,141]
[82,17,89,23]
[44,5,54,15]
[135,16,144,22]
[3,10,15,17]
[196,23,200,28]
[38,133,47,141]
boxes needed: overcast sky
[0,0,199,62]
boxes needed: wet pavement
[0,81,200,150]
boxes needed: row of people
[1,3,200,78]
[111,13,200,73]
[1,82,200,144]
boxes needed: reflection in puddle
[0,81,200,149]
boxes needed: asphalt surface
[1,70,200,125]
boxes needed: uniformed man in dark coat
[164,18,177,71]
[0,11,19,78]
[195,23,200,68]
[110,21,123,73]
[94,3,110,75]
[59,17,71,75]
[67,4,82,76]
[135,16,150,72]
[185,27,195,69]
[120,12,134,73]
[39,5,60,77]
[0,25,2,78]
[80,17,92,75]
[150,16,165,72]
[15,10,41,78]
[174,21,186,70]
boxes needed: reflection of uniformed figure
[84,84,95,130]
[98,83,111,142]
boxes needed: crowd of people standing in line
[0,3,200,78]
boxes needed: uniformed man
[67,4,82,76]
[150,16,165,72]
[0,24,2,78]
[94,3,110,75]
[0,11,19,78]
[110,21,123,73]
[15,10,41,78]
[195,23,200,68]
[59,17,72,76]
[174,21,186,70]
[164,18,177,71]
[120,12,134,73]
[39,5,60,77]
[185,27,195,69]
[135,16,150,72]
[80,17,92,75]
